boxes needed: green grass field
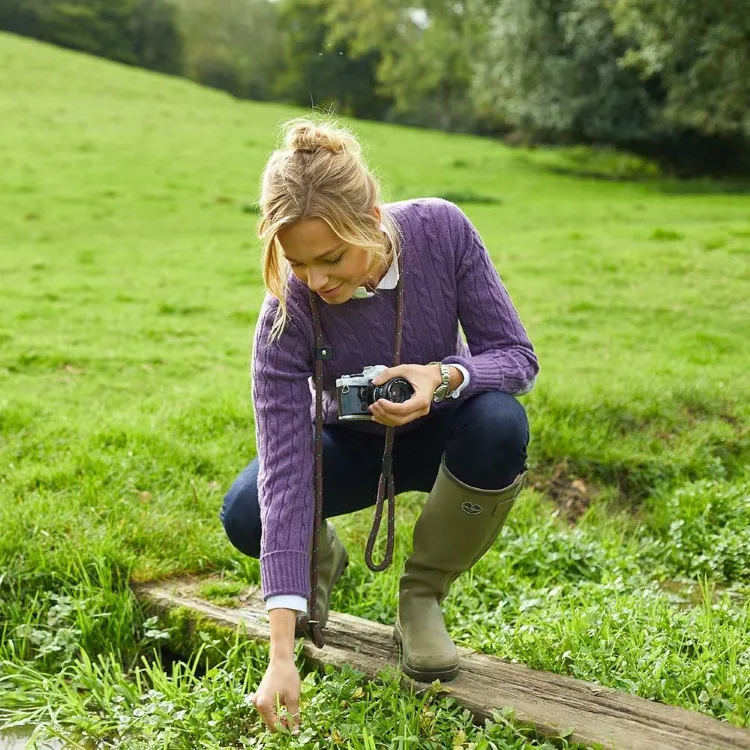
[1,32,749,749]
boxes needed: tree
[0,0,183,74]
[274,0,390,120]
[612,0,750,140]
[174,0,283,100]
[471,0,654,144]
[130,0,184,75]
[325,0,488,131]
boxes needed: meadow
[0,31,749,749]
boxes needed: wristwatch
[429,361,452,402]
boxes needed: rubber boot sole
[392,620,460,682]
[295,548,349,638]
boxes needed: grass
[0,31,749,748]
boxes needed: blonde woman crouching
[220,117,539,734]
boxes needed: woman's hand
[251,608,301,734]
[368,364,443,427]
[251,657,301,734]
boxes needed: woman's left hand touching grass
[368,364,442,427]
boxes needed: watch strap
[429,361,451,402]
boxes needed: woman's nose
[307,267,329,291]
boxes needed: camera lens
[374,377,414,404]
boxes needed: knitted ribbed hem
[442,355,505,397]
[260,550,311,600]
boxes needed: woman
[220,117,539,734]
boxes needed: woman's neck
[362,235,394,290]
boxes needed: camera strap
[306,244,405,649]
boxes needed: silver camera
[336,365,414,421]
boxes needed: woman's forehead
[279,218,343,262]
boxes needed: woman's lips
[319,283,343,298]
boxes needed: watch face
[433,384,450,402]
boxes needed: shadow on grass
[511,145,750,193]
[434,190,502,205]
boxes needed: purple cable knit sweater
[251,198,539,600]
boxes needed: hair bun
[284,119,359,156]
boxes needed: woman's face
[278,217,378,304]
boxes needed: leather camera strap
[306,243,404,648]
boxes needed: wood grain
[133,578,750,750]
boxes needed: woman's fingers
[251,659,302,734]
[369,397,429,426]
[283,696,301,733]
[253,692,279,732]
[251,690,301,735]
[377,397,427,416]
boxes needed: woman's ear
[372,206,386,233]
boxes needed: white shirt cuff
[514,374,537,396]
[450,364,470,398]
[266,594,308,614]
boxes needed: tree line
[2,0,749,175]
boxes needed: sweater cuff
[260,550,311,600]
[442,355,502,396]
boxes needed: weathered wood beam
[133,578,750,750]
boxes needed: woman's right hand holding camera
[250,608,301,734]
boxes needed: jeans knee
[220,468,262,559]
[445,391,529,489]
[460,392,528,454]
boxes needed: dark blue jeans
[220,391,529,559]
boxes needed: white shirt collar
[351,255,399,299]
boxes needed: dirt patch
[530,462,597,523]
[657,579,743,609]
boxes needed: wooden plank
[133,577,750,750]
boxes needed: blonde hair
[258,116,401,342]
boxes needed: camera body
[336,365,414,421]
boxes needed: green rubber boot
[296,520,349,637]
[394,457,526,681]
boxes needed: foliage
[326,0,488,131]
[273,0,389,120]
[0,0,183,74]
[174,0,283,101]
[2,0,749,173]
[472,0,654,144]
[129,0,184,75]
[639,478,750,583]
[612,0,750,140]
[472,0,750,173]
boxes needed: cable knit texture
[252,198,539,599]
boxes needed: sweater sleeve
[251,292,315,600]
[439,202,540,396]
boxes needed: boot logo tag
[461,502,482,515]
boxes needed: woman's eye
[326,254,344,264]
